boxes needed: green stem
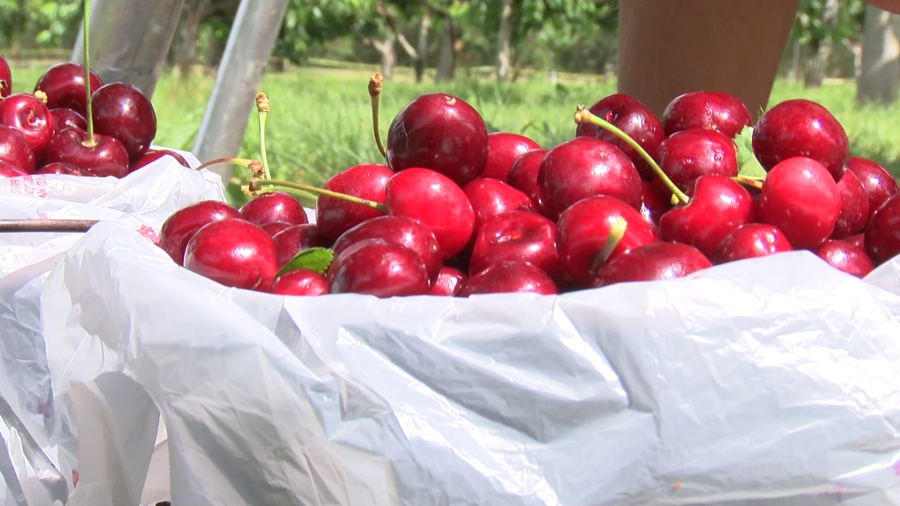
[256,93,272,179]
[368,73,387,159]
[251,179,388,213]
[590,216,627,277]
[731,176,764,191]
[82,0,94,146]
[194,157,255,173]
[575,107,689,205]
[254,185,319,202]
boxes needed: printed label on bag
[7,175,48,197]
[136,225,160,244]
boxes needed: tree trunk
[415,8,431,83]
[805,0,839,88]
[857,5,900,105]
[378,37,397,79]
[495,0,513,81]
[436,14,455,82]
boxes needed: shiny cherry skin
[240,191,308,227]
[386,93,488,187]
[129,148,191,172]
[34,62,103,117]
[457,260,558,296]
[0,124,36,173]
[0,160,27,177]
[845,233,866,251]
[50,108,87,134]
[480,132,540,181]
[0,57,10,98]
[269,269,329,296]
[845,156,900,219]
[315,163,393,242]
[506,149,547,212]
[385,167,475,260]
[428,266,466,296]
[0,93,55,158]
[655,128,739,192]
[34,162,83,176]
[469,211,563,284]
[555,195,660,288]
[640,179,673,227]
[538,136,642,220]
[462,178,536,233]
[91,82,157,161]
[260,222,292,238]
[812,240,874,278]
[43,128,129,176]
[661,91,752,139]
[272,224,331,267]
[757,157,841,249]
[158,200,242,265]
[85,162,129,178]
[712,223,794,265]
[752,99,849,181]
[593,242,712,288]
[659,175,756,258]
[575,93,665,180]
[831,170,869,239]
[183,218,280,291]
[328,238,429,298]
[864,193,900,265]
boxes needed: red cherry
[315,163,393,242]
[260,222,292,238]
[272,224,331,267]
[639,179,673,227]
[327,238,429,297]
[0,57,10,98]
[129,148,191,172]
[33,62,103,117]
[183,218,280,291]
[43,128,129,176]
[756,157,840,249]
[0,160,27,178]
[462,178,536,233]
[0,125,36,173]
[480,132,540,181]
[864,193,900,265]
[655,128,739,192]
[661,91,752,139]
[34,162,83,176]
[0,93,55,158]
[91,82,157,161]
[158,200,242,265]
[712,223,794,265]
[506,149,546,212]
[845,233,866,251]
[845,156,900,220]
[269,269,329,296]
[831,170,870,239]
[811,240,874,278]
[593,242,711,288]
[428,266,466,296]
[240,191,308,227]
[49,108,87,134]
[469,211,563,284]
[456,260,558,296]
[86,162,129,178]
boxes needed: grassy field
[8,61,900,204]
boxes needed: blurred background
[0,0,898,201]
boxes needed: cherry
[239,191,308,227]
[86,162,129,178]
[811,240,874,278]
[0,125,36,173]
[158,200,242,265]
[480,132,540,181]
[575,93,665,181]
[269,269,329,296]
[315,163,393,242]
[183,218,280,291]
[661,91,752,139]
[331,215,442,284]
[456,260,558,296]
[91,82,157,161]
[43,128,129,176]
[33,62,103,117]
[260,222,292,238]
[428,266,466,296]
[752,99,849,181]
[0,56,10,98]
[757,157,841,249]
[712,223,794,265]
[0,93,55,158]
[462,178,536,233]
[50,108,87,134]
[845,156,899,219]
[831,170,869,239]
[0,160,27,178]
[129,148,191,172]
[555,195,660,287]
[593,242,711,288]
[469,211,563,283]
[639,179,673,227]
[385,167,475,260]
[659,175,756,258]
[655,128,739,192]
[328,238,429,297]
[845,233,866,251]
[386,93,489,187]
[538,136,642,220]
[506,149,546,212]
[34,162,83,176]
[272,224,331,267]
[864,193,900,265]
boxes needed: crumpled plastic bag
[29,219,900,506]
[0,150,227,505]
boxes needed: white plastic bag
[33,220,900,506]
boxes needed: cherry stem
[194,157,255,172]
[368,73,387,159]
[82,0,95,147]
[254,185,319,203]
[249,178,387,213]
[0,219,99,233]
[731,176,764,190]
[256,92,272,179]
[574,106,689,205]
[590,216,627,277]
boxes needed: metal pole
[70,0,186,99]
[191,0,290,184]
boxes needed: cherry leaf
[734,125,767,181]
[277,247,333,277]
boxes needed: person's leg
[616,0,801,122]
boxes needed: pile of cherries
[157,86,900,298]
[0,54,188,178]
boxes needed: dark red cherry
[661,91,752,139]
[480,132,540,181]
[33,62,103,117]
[91,83,157,161]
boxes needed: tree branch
[376,1,419,59]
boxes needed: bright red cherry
[845,157,900,219]
[712,223,794,265]
[812,240,874,278]
[272,224,331,267]
[183,218,280,291]
[593,242,712,288]
[655,128,739,192]
[428,266,466,296]
[269,269,329,296]
[506,149,547,212]
[456,261,558,296]
[831,170,869,239]
[480,132,540,181]
[158,200,242,265]
[0,124,36,173]
[0,93,55,158]
[240,191,308,227]
[328,238,429,297]
[315,163,393,242]
[661,91,752,139]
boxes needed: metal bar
[70,0,187,99]
[191,0,291,184]
[0,220,100,233]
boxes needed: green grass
[8,62,900,206]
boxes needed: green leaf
[276,247,333,277]
[734,125,767,181]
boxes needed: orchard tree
[857,5,900,104]
[792,0,865,87]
